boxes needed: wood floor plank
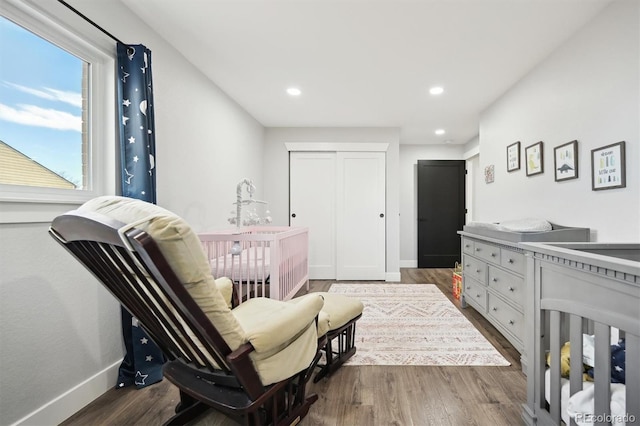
[59,268,526,426]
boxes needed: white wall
[0,1,264,425]
[476,0,639,242]
[263,127,401,280]
[399,144,466,266]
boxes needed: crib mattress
[209,249,271,283]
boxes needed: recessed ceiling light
[429,86,444,95]
[435,129,445,135]
[287,87,301,96]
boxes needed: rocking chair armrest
[226,342,265,398]
[245,294,324,353]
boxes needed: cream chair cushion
[212,277,234,309]
[78,196,246,351]
[233,294,324,384]
[291,292,363,336]
[315,292,364,330]
[288,294,331,337]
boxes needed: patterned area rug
[329,283,511,366]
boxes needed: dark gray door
[417,160,466,268]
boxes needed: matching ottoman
[308,292,364,382]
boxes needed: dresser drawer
[473,241,500,264]
[462,238,475,255]
[488,266,524,308]
[463,277,487,312]
[500,248,525,275]
[462,255,486,284]
[488,294,524,342]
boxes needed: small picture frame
[484,165,495,183]
[554,140,578,182]
[525,141,544,176]
[507,142,521,172]
[591,141,626,191]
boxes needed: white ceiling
[120,0,612,145]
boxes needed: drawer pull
[476,294,481,298]
[476,269,481,273]
[492,307,497,311]
[491,253,497,257]
[465,244,470,248]
[466,286,471,289]
[492,278,498,282]
[508,320,514,325]
[476,248,481,251]
[508,286,514,292]
[508,259,514,264]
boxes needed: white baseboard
[12,359,121,426]
[400,260,417,268]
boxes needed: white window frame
[0,0,116,223]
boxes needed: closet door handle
[380,213,384,218]
[291,213,296,218]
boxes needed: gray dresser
[458,224,590,370]
[459,233,526,353]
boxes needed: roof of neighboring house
[0,140,77,189]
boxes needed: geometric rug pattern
[328,283,511,366]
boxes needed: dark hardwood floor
[60,268,526,426]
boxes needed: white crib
[522,242,639,426]
[199,226,309,303]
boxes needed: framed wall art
[507,141,521,172]
[525,141,544,176]
[591,141,626,191]
[484,164,495,183]
[554,140,578,182]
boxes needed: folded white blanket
[544,369,628,426]
[567,384,627,426]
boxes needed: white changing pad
[467,218,552,233]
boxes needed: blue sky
[0,16,84,186]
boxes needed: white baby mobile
[228,178,273,227]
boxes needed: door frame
[416,159,466,268]
[286,142,391,280]
[285,142,389,153]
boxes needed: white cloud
[0,103,81,132]
[4,82,82,108]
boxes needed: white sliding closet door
[336,152,386,280]
[290,152,336,279]
[290,151,386,281]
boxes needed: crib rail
[542,308,639,425]
[198,227,309,303]
[522,242,640,426]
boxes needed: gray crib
[521,242,639,425]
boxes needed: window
[1,16,86,189]
[0,0,115,211]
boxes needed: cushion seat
[291,291,363,382]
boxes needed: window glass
[0,15,87,190]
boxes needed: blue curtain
[115,43,164,389]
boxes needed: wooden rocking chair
[49,196,325,426]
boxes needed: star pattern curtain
[115,42,164,389]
